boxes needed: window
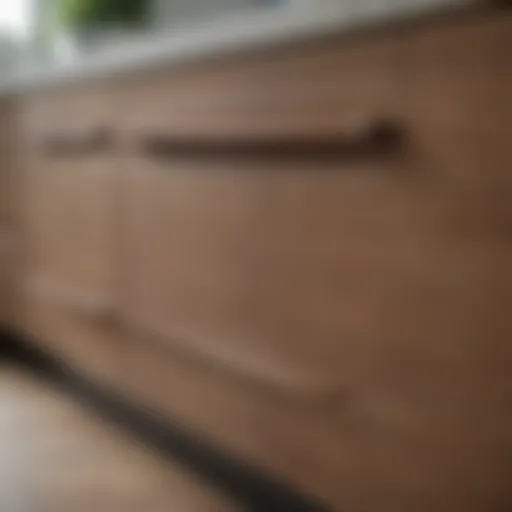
[0,0,31,40]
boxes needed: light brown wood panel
[22,84,114,143]
[122,157,512,511]
[21,81,118,299]
[21,148,118,385]
[24,283,120,387]
[23,154,115,309]
[120,158,335,398]
[20,84,119,384]
[10,9,512,512]
[119,11,512,512]
[120,153,417,399]
[320,12,512,511]
[119,25,405,400]
[120,28,402,141]
[124,333,355,511]
[401,10,512,189]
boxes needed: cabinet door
[22,86,116,292]
[119,13,512,512]
[21,85,120,383]
[25,155,115,299]
[23,151,119,381]
[119,33,403,400]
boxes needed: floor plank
[0,364,242,512]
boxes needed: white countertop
[0,0,470,94]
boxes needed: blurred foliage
[60,0,149,28]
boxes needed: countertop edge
[0,1,476,95]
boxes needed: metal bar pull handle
[140,119,404,161]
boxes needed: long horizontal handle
[140,120,404,161]
[41,127,115,156]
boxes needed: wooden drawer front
[121,142,511,400]
[121,158,364,399]
[118,14,512,511]
[24,280,119,386]
[121,158,512,512]
[119,30,406,400]
[24,156,115,298]
[121,30,401,140]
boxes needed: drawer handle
[140,120,403,161]
[42,127,115,156]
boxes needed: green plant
[60,0,148,28]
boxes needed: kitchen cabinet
[118,29,403,399]
[2,8,511,512]
[117,11,512,511]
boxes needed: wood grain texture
[20,86,120,387]
[13,9,512,512]
[118,11,512,512]
[117,25,405,401]
[24,156,115,295]
[119,29,401,141]
[21,84,117,296]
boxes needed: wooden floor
[0,364,241,511]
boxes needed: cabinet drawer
[121,145,411,401]
[118,22,405,401]
[117,14,512,511]
[121,139,512,403]
[24,278,119,388]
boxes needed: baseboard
[0,327,329,512]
